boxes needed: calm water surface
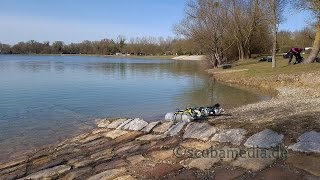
[0,55,269,160]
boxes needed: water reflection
[0,55,269,161]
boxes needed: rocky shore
[0,114,319,179]
[1,65,320,179]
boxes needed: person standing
[288,47,305,64]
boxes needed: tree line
[0,36,202,56]
[0,29,314,57]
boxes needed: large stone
[19,165,71,179]
[187,158,220,170]
[107,119,128,129]
[165,121,187,136]
[211,129,247,145]
[153,121,173,133]
[88,167,126,180]
[141,121,160,133]
[286,155,320,177]
[288,131,320,153]
[126,155,145,165]
[244,129,283,148]
[122,118,148,131]
[136,134,166,141]
[218,146,240,162]
[183,123,217,141]
[102,130,129,139]
[231,149,276,171]
[95,119,111,128]
[116,119,133,130]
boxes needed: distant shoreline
[0,53,204,61]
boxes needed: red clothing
[291,48,303,55]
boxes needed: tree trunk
[304,23,320,63]
[272,19,277,68]
[272,30,277,68]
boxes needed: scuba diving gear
[165,104,224,122]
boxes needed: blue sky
[0,0,314,45]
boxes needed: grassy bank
[208,57,320,90]
[206,57,320,145]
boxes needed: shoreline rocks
[1,118,319,179]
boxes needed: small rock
[244,129,283,148]
[142,163,183,178]
[231,149,276,171]
[29,157,64,174]
[69,133,90,143]
[88,167,126,180]
[126,155,145,165]
[19,165,71,179]
[165,121,187,136]
[91,128,110,135]
[114,144,141,155]
[0,163,26,180]
[122,118,148,131]
[61,167,92,180]
[96,119,111,128]
[187,158,220,170]
[90,148,113,160]
[183,123,217,141]
[211,129,247,145]
[113,175,136,180]
[153,121,173,133]
[94,159,127,173]
[68,157,94,168]
[141,121,160,133]
[116,119,133,130]
[180,141,215,151]
[79,134,102,144]
[288,131,320,153]
[150,150,174,160]
[166,169,197,180]
[214,168,246,180]
[286,155,320,177]
[251,167,302,180]
[102,130,129,139]
[107,119,128,129]
[0,157,27,170]
[136,134,166,141]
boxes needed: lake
[0,55,269,160]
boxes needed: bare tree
[296,0,320,63]
[261,0,287,68]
